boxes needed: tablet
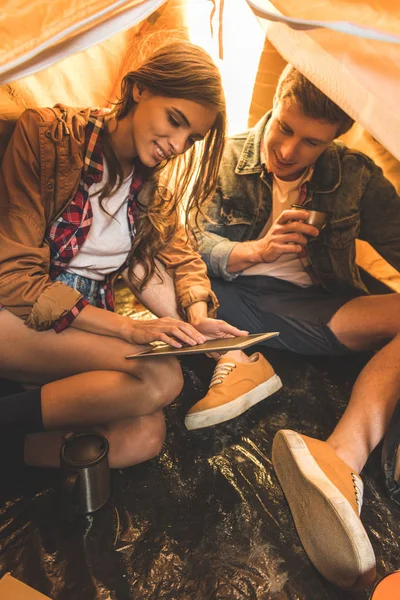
[125,332,279,359]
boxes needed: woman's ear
[132,82,146,103]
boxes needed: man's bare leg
[327,294,400,472]
[272,293,400,589]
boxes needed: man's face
[263,100,339,181]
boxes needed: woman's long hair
[102,40,226,290]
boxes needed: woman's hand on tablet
[125,317,207,348]
[190,317,248,340]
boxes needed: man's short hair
[274,65,354,137]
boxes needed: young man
[188,65,400,590]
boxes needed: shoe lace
[351,473,363,515]
[209,362,236,388]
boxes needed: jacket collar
[235,110,342,194]
[49,106,105,181]
[83,114,105,179]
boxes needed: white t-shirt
[67,163,133,281]
[242,169,313,287]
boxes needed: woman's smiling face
[130,84,217,167]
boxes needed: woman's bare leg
[40,366,181,429]
[25,411,167,469]
[0,310,183,468]
[22,368,176,468]
[0,309,182,403]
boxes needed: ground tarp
[1,330,399,599]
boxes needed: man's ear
[132,82,146,103]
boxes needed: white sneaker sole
[272,430,376,590]
[185,374,282,430]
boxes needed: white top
[242,169,313,287]
[67,163,133,281]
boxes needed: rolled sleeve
[179,286,219,318]
[156,225,220,319]
[24,282,85,331]
[209,239,241,281]
[52,297,88,333]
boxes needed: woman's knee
[134,356,184,410]
[99,359,182,418]
[106,413,166,468]
[138,412,166,460]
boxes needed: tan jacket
[0,105,218,329]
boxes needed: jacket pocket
[220,206,253,227]
[322,214,360,249]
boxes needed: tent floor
[0,294,399,599]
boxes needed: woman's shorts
[55,271,103,306]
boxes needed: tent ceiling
[0,0,167,83]
[247,0,400,160]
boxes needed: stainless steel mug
[60,432,110,520]
[291,204,329,231]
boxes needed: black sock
[0,388,44,475]
[0,387,44,433]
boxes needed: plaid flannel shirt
[46,114,144,332]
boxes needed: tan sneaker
[272,430,376,590]
[184,353,282,430]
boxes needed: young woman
[0,41,244,469]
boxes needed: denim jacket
[194,112,400,295]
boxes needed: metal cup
[60,432,111,520]
[291,204,329,231]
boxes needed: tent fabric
[2,0,399,161]
[0,2,400,598]
[0,0,186,160]
[248,0,400,162]
[0,0,167,83]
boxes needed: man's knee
[328,294,400,351]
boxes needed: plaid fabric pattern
[46,114,144,330]
[52,298,88,333]
[260,135,318,283]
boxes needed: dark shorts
[211,276,359,356]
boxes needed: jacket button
[47,180,54,190]
[45,130,52,138]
